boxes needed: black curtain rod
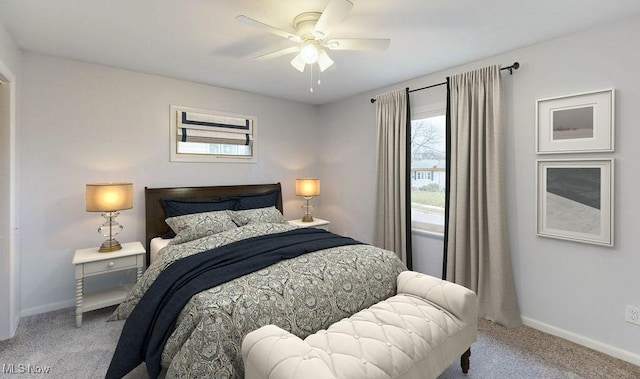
[370,62,520,103]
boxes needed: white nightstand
[288,218,330,231]
[72,241,145,327]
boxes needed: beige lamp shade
[295,178,320,197]
[86,183,133,212]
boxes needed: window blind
[177,111,253,146]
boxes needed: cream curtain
[374,88,411,267]
[446,65,521,327]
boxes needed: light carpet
[1,306,639,379]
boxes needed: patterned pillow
[166,210,238,244]
[160,198,238,238]
[227,206,287,226]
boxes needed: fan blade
[255,46,300,60]
[236,15,301,43]
[290,54,306,72]
[313,0,353,39]
[325,38,390,51]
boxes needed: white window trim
[170,105,258,163]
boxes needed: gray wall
[17,52,321,314]
[0,20,19,72]
[319,15,640,364]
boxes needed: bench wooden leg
[461,348,471,373]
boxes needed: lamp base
[97,211,123,252]
[98,239,122,253]
[301,214,314,222]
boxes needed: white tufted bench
[241,271,478,379]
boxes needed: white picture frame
[536,159,614,247]
[536,89,614,154]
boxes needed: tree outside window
[411,113,446,233]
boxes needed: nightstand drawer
[83,256,137,275]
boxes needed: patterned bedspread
[111,223,406,378]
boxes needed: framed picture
[536,159,614,246]
[536,89,614,154]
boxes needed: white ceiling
[2,0,640,105]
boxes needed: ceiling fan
[236,0,391,73]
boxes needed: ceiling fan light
[317,50,334,72]
[300,42,319,64]
[290,54,306,72]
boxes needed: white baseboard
[522,316,640,366]
[20,299,75,317]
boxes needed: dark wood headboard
[144,183,283,264]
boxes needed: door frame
[0,57,18,340]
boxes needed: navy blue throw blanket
[106,228,361,379]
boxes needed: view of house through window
[411,111,446,233]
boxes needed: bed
[143,183,284,264]
[107,183,407,379]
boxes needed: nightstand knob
[108,262,115,268]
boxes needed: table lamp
[295,178,320,222]
[86,183,133,252]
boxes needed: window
[411,109,446,234]
[170,105,257,163]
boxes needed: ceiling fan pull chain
[310,64,314,93]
